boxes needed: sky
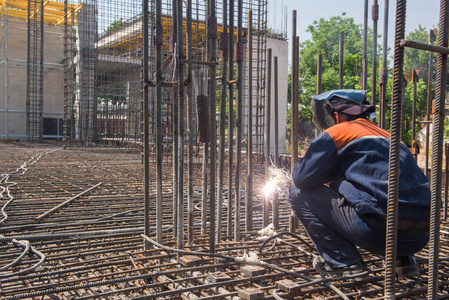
[267,0,441,65]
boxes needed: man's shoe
[396,256,419,277]
[313,256,369,278]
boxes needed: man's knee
[288,184,302,206]
[288,184,308,219]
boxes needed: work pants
[288,184,429,268]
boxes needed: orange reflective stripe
[325,119,390,150]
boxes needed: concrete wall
[0,15,64,139]
[241,35,288,155]
[266,36,288,154]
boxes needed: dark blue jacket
[293,118,430,221]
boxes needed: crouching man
[288,89,430,278]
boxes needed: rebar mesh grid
[1,144,448,299]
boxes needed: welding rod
[35,182,103,221]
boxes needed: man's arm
[293,132,339,189]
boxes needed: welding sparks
[263,181,277,197]
[262,167,292,197]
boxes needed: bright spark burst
[263,181,276,197]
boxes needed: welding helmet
[311,89,375,131]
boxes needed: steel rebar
[339,31,344,89]
[264,48,272,228]
[372,0,379,118]
[384,0,407,297]
[246,10,253,232]
[428,0,449,297]
[379,0,389,129]
[234,0,243,242]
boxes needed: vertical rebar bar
[39,0,43,141]
[290,33,300,233]
[264,48,272,228]
[142,0,151,249]
[428,0,449,297]
[63,0,68,147]
[172,0,179,239]
[372,0,379,117]
[227,0,235,237]
[217,0,228,243]
[155,0,163,243]
[425,29,436,178]
[384,0,406,298]
[176,0,185,250]
[290,10,298,174]
[274,56,279,172]
[234,0,243,242]
[273,55,279,230]
[317,53,322,95]
[207,0,217,253]
[379,0,389,129]
[362,0,368,90]
[445,143,449,220]
[186,0,194,244]
[202,144,208,235]
[246,10,253,232]
[411,70,418,162]
[339,31,344,89]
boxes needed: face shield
[310,89,372,132]
[311,96,335,132]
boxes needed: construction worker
[288,89,430,278]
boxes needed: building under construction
[1,0,449,299]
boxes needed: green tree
[106,18,126,34]
[404,25,437,83]
[403,78,429,145]
[293,13,379,125]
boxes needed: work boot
[313,256,369,279]
[396,255,419,277]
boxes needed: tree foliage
[404,25,437,83]
[292,13,377,124]
[289,14,440,147]
[106,18,126,34]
